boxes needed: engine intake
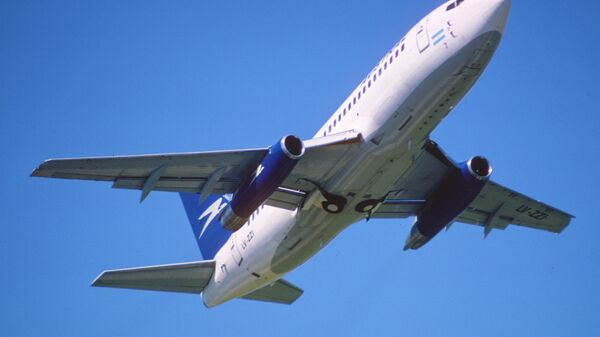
[220,135,305,231]
[467,156,492,180]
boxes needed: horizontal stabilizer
[241,279,303,304]
[92,260,215,294]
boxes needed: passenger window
[338,114,341,122]
[368,80,371,88]
[378,68,382,75]
[374,74,377,81]
[358,92,361,99]
[343,108,346,116]
[389,56,393,64]
[334,119,336,126]
[353,97,356,104]
[395,50,399,57]
[348,103,351,110]
[401,44,405,52]
[328,125,332,132]
[362,87,366,93]
[384,62,387,69]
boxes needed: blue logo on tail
[180,193,233,259]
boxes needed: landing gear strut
[300,178,347,214]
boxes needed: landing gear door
[416,17,430,53]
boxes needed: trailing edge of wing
[92,260,215,294]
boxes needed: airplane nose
[482,0,511,34]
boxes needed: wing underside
[371,140,572,234]
[31,130,362,208]
[32,134,572,236]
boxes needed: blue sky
[1,0,599,336]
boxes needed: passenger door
[416,17,430,53]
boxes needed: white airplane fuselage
[202,0,511,307]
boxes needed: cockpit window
[446,0,464,11]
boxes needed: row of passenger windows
[323,40,406,136]
[249,204,265,223]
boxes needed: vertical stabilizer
[179,193,233,259]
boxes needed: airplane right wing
[371,140,573,236]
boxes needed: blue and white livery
[32,0,572,308]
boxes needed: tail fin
[179,193,233,259]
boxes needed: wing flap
[92,260,215,294]
[370,199,426,219]
[241,279,303,304]
[111,177,239,194]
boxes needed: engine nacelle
[220,135,305,231]
[404,156,492,250]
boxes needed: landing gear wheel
[322,201,344,214]
[299,178,348,214]
[355,199,381,213]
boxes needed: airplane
[31,0,573,308]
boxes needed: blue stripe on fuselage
[431,29,444,40]
[433,34,446,46]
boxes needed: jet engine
[220,135,305,231]
[404,156,492,250]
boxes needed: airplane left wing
[31,148,267,195]
[31,131,362,205]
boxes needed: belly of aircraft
[269,31,503,275]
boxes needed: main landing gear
[300,179,347,214]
